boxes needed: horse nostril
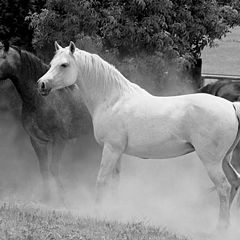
[41,82,46,90]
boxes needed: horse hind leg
[199,154,231,230]
[230,143,240,209]
[111,157,122,199]
[222,152,240,206]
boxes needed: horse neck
[75,51,135,115]
[11,51,49,105]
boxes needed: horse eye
[61,63,68,68]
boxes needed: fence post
[191,58,202,90]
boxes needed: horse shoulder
[92,104,127,147]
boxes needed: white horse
[38,41,240,230]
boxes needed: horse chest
[22,107,67,140]
[22,113,50,141]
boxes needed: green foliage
[96,0,175,58]
[0,0,46,49]
[29,0,240,58]
[27,0,240,91]
[1,0,240,58]
[29,0,99,48]
[217,0,240,27]
[2,0,239,90]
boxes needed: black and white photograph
[1,0,240,239]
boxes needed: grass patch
[0,202,190,240]
[202,27,240,75]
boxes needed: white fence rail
[201,73,240,86]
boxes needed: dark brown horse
[0,42,92,202]
[200,80,240,206]
[200,80,240,102]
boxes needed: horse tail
[208,102,240,195]
[230,102,240,154]
[224,102,240,190]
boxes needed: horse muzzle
[37,80,52,96]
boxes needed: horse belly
[125,135,194,159]
[121,101,194,159]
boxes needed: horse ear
[54,41,62,51]
[69,41,76,55]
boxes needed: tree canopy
[1,0,240,91]
[0,0,45,50]
[28,0,240,59]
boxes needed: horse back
[93,93,237,159]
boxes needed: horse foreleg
[30,137,50,201]
[49,139,66,205]
[96,143,123,203]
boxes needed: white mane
[74,49,140,97]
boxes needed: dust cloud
[0,73,240,240]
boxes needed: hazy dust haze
[0,77,240,240]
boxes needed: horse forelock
[52,49,71,66]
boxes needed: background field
[1,28,240,239]
[202,27,240,75]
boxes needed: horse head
[200,80,240,102]
[38,41,78,96]
[0,41,21,81]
